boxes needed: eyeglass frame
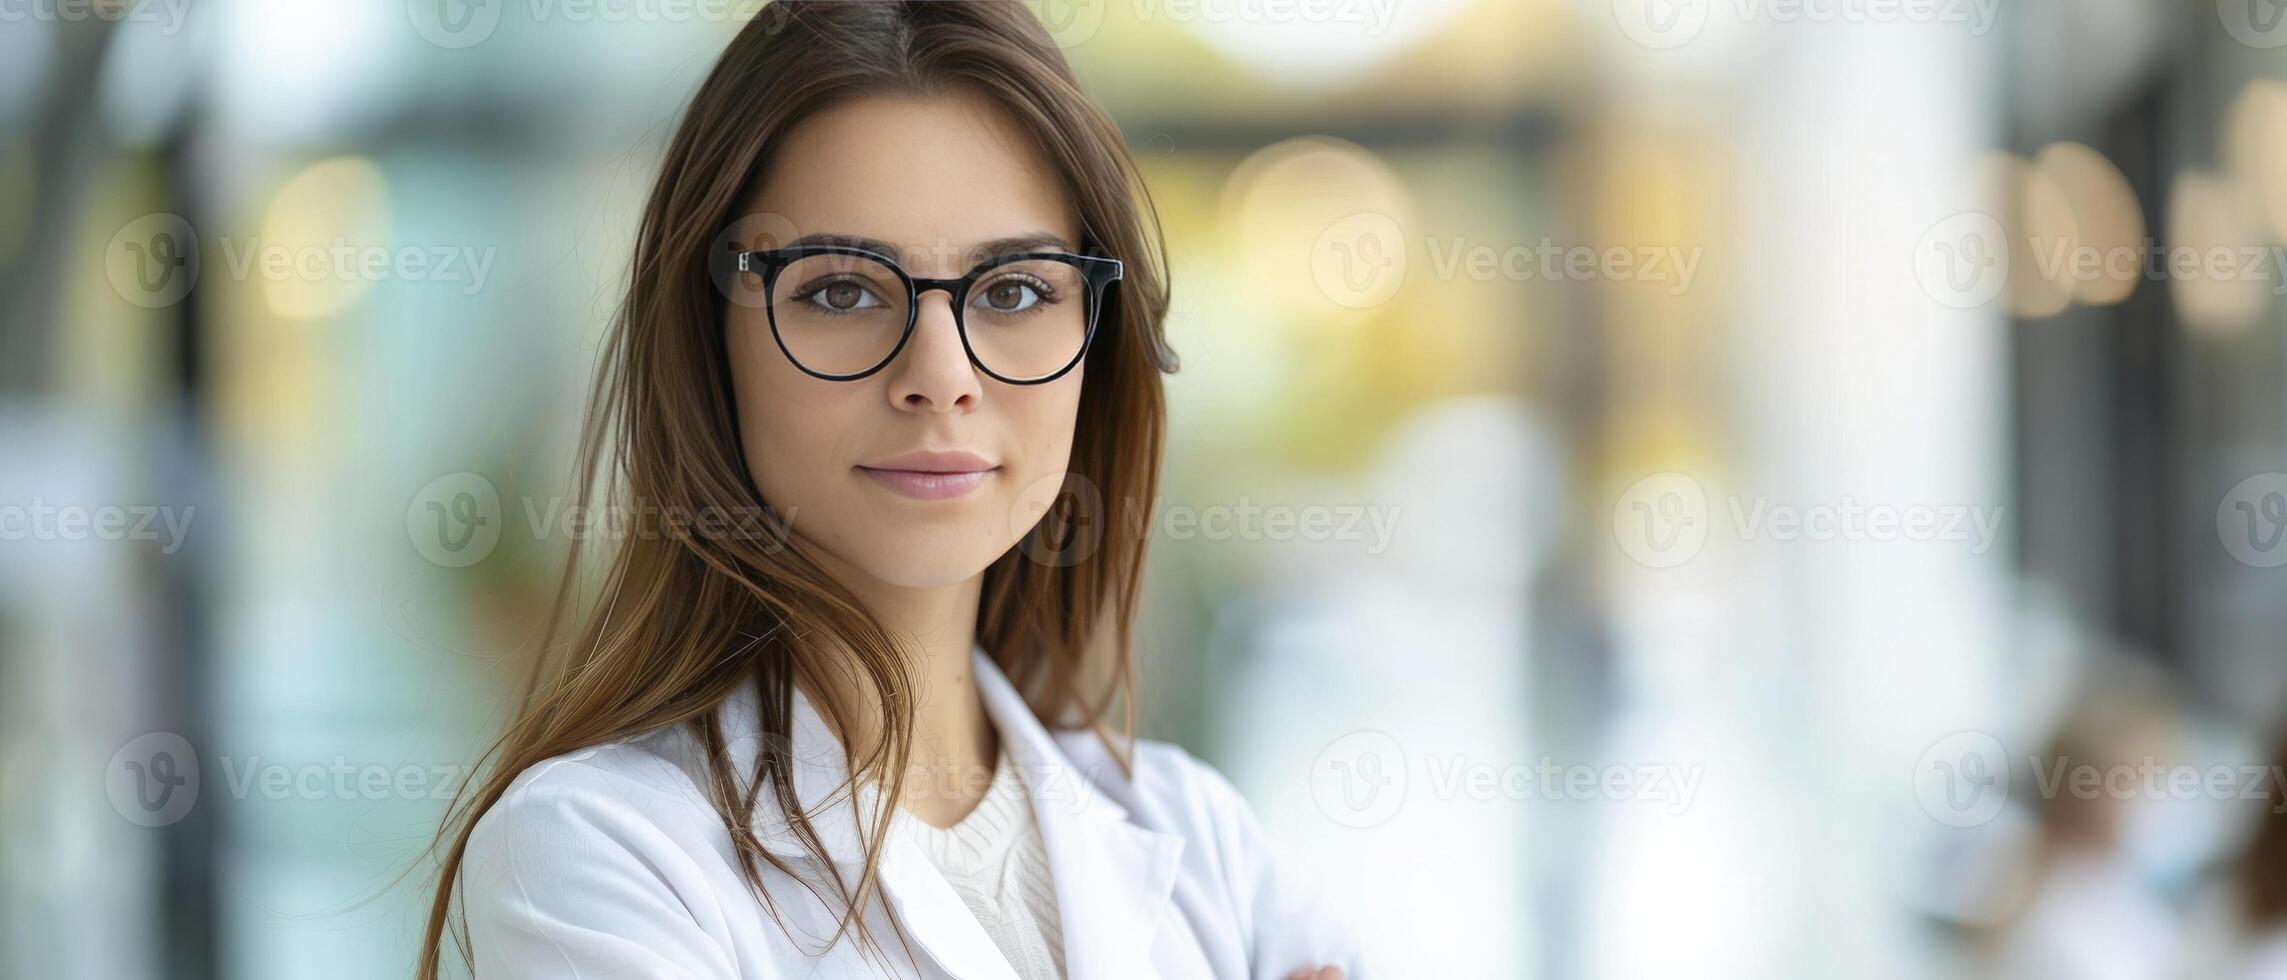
[732,242,1123,386]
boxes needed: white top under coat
[905,745,1067,980]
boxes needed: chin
[851,551,1004,591]
[833,523,1011,590]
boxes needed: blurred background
[5,0,2287,977]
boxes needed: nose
[884,288,982,412]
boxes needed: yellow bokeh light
[2223,79,2287,244]
[1977,151,2079,319]
[2035,142,2143,307]
[255,155,392,320]
[1221,136,1416,326]
[2166,171,2267,336]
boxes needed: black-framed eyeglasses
[732,243,1122,385]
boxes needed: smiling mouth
[854,465,1000,501]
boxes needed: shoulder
[464,729,728,879]
[458,732,754,978]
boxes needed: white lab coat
[462,643,1368,979]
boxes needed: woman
[2178,724,2287,980]
[417,3,1366,978]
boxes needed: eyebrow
[777,232,1079,268]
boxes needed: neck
[791,539,1000,828]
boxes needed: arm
[461,761,741,979]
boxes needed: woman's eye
[977,277,1048,314]
[802,278,883,313]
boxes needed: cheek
[724,317,846,505]
[1002,376,1085,515]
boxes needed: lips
[861,450,997,473]
[855,450,1000,501]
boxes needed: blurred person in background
[1984,682,2186,980]
[2180,723,2287,980]
[2227,731,2287,978]
[415,3,1361,978]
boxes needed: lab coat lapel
[972,645,1186,980]
[874,831,1026,980]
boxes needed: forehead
[750,90,1082,273]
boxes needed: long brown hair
[418,2,1176,973]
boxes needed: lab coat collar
[739,643,1184,980]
